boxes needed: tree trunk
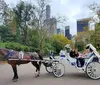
[39,40,43,56]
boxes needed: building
[46,5,50,19]
[44,18,57,37]
[60,29,64,35]
[57,28,60,34]
[88,20,95,30]
[77,18,91,33]
[65,26,71,40]
[57,28,64,35]
[44,5,57,37]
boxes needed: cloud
[60,0,68,5]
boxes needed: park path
[0,62,100,85]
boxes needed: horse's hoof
[12,79,17,82]
[12,78,18,82]
[35,74,39,78]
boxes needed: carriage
[8,53,65,78]
[58,43,100,80]
[46,44,100,80]
[1,43,100,81]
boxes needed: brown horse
[0,48,43,82]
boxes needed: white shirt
[19,51,24,59]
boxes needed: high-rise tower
[46,5,50,19]
[65,26,71,40]
[77,18,90,33]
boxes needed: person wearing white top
[18,51,24,59]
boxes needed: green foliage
[0,0,69,56]
[75,41,84,51]
[13,1,35,44]
[90,23,100,48]
[0,42,39,52]
[0,42,5,48]
[27,29,39,48]
[0,25,15,42]
[43,43,55,56]
[50,34,71,53]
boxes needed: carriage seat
[8,50,15,58]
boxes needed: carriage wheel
[86,62,100,80]
[52,62,65,77]
[45,66,53,73]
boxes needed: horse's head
[0,48,10,58]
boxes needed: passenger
[75,48,85,67]
[70,48,76,58]
[75,48,79,57]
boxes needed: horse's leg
[11,64,18,81]
[36,61,41,76]
[31,61,41,77]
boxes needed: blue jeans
[76,58,85,67]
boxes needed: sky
[5,0,100,35]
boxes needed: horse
[0,48,43,82]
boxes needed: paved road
[0,62,100,85]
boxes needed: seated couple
[70,48,89,67]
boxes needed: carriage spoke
[86,62,100,79]
[52,62,65,77]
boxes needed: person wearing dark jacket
[70,48,84,67]
[75,49,84,67]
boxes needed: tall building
[88,20,95,30]
[44,5,57,37]
[65,26,71,40]
[57,28,60,34]
[60,29,64,35]
[44,18,57,37]
[57,28,64,35]
[46,5,50,19]
[77,18,90,33]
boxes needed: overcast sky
[5,0,100,35]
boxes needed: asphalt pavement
[0,62,100,85]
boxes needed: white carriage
[59,44,100,80]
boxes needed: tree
[90,23,100,48]
[33,0,67,54]
[0,25,14,42]
[13,1,35,44]
[0,0,9,25]
[50,34,71,53]
[89,2,100,23]
[89,2,100,47]
[75,26,91,51]
[27,29,39,48]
